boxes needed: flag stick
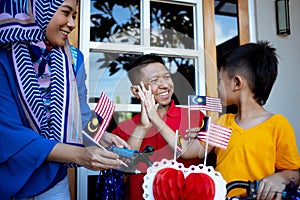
[203,117,211,166]
[188,95,191,142]
[174,130,179,161]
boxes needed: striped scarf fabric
[0,0,61,43]
[0,0,83,147]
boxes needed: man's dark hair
[127,53,166,84]
[218,41,278,105]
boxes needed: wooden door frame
[202,0,249,120]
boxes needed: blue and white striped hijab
[0,0,83,145]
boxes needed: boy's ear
[130,86,140,99]
[233,75,243,90]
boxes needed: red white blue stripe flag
[93,92,115,142]
[188,95,222,113]
[197,117,232,150]
[174,130,182,160]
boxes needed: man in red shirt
[112,54,205,200]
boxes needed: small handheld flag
[174,130,182,160]
[93,92,115,142]
[188,95,222,113]
[197,117,232,150]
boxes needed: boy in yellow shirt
[137,41,300,199]
[213,41,300,199]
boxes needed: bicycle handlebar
[226,180,299,200]
[226,180,258,199]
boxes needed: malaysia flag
[188,95,222,113]
[197,117,232,149]
[93,92,115,142]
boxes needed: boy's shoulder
[268,113,291,124]
[216,113,235,124]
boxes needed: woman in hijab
[0,0,129,199]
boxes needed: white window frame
[77,1,205,199]
[80,0,205,110]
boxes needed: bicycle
[226,179,300,200]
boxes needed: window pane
[215,0,239,56]
[161,56,196,105]
[90,0,140,44]
[150,1,195,49]
[89,51,138,130]
[89,52,196,106]
[89,52,139,104]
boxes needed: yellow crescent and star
[200,118,205,129]
[87,117,99,133]
[192,95,204,104]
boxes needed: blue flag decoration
[83,112,103,137]
[188,95,222,113]
[199,116,210,132]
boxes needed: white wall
[253,0,300,152]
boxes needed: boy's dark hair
[218,41,278,105]
[127,53,166,84]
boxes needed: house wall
[253,0,300,152]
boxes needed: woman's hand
[101,132,130,149]
[78,145,123,170]
[47,143,124,171]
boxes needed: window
[80,0,205,115]
[90,0,140,44]
[79,4,205,191]
[150,1,195,49]
[214,0,239,62]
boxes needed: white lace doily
[143,159,227,200]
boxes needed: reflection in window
[90,0,140,44]
[89,52,141,126]
[89,52,139,104]
[162,56,196,105]
[89,52,196,106]
[150,1,195,49]
[215,0,239,114]
[215,0,239,64]
[214,0,239,48]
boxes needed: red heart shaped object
[153,168,184,200]
[152,168,215,200]
[182,172,215,200]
